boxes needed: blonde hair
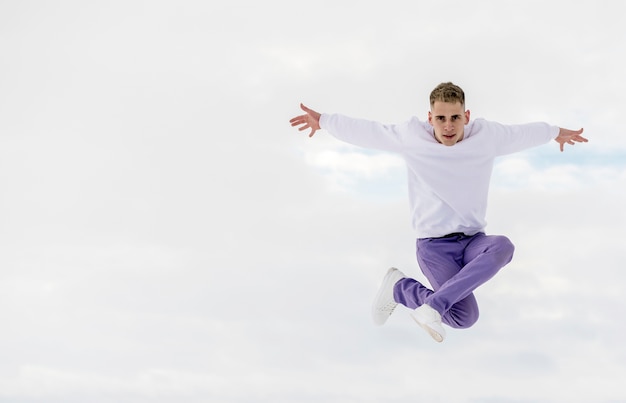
[429,82,465,107]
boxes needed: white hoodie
[319,113,559,238]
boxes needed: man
[289,82,587,342]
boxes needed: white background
[0,1,624,402]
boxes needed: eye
[451,115,460,121]
[436,116,445,121]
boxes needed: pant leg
[394,235,479,328]
[424,233,515,327]
[417,235,481,328]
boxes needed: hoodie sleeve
[481,119,560,156]
[319,113,408,153]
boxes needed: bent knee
[449,313,479,329]
[445,307,479,329]
[495,236,515,262]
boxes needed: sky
[0,1,625,402]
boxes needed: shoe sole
[371,268,400,325]
[410,314,444,343]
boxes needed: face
[428,101,470,146]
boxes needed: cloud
[492,150,626,192]
[302,145,406,195]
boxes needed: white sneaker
[371,267,406,326]
[411,304,446,343]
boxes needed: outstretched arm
[555,127,587,152]
[289,103,321,137]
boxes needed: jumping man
[289,82,587,342]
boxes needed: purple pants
[393,232,514,329]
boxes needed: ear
[464,109,471,124]
[428,110,433,126]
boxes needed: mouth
[434,131,460,145]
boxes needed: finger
[569,128,584,135]
[290,117,311,128]
[289,115,305,125]
[569,136,587,143]
[564,128,584,137]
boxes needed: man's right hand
[289,103,321,137]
